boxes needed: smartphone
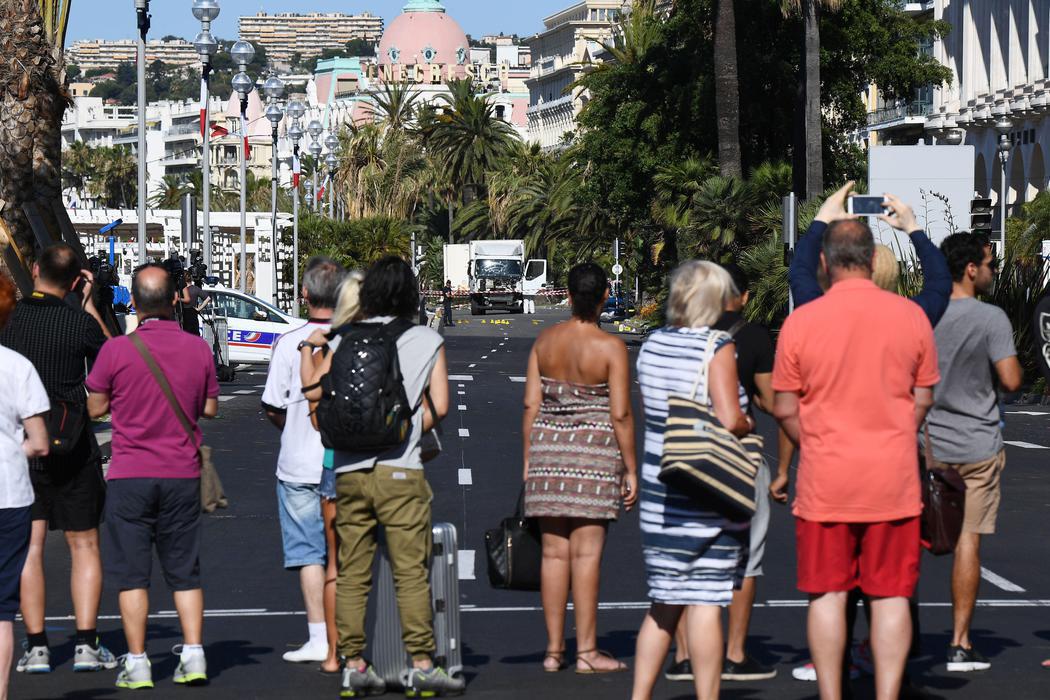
[847,195,888,216]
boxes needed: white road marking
[1004,440,1049,449]
[233,389,256,395]
[458,428,470,438]
[457,550,476,580]
[458,468,473,485]
[448,375,473,381]
[34,598,1050,623]
[457,391,466,395]
[468,363,476,368]
[1006,411,1049,416]
[218,396,236,402]
[980,567,1026,592]
[95,430,112,447]
[458,405,467,411]
[499,343,505,347]
[509,376,527,383]
[481,356,488,360]
[254,384,267,389]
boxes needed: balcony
[867,99,932,129]
[165,123,202,141]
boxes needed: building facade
[239,12,384,66]
[525,0,623,151]
[863,1,1049,215]
[67,39,198,72]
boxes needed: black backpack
[316,318,415,453]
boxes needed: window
[211,292,283,322]
[495,105,506,120]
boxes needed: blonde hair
[871,244,900,291]
[667,260,732,328]
[330,271,365,327]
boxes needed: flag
[210,123,229,138]
[240,106,251,160]
[317,174,330,202]
[199,76,208,138]
[292,152,301,189]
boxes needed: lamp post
[994,116,1012,258]
[304,180,314,211]
[263,72,285,308]
[135,0,150,265]
[286,100,306,317]
[192,0,220,272]
[231,39,255,293]
[307,119,323,212]
[324,130,340,219]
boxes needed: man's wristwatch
[297,341,320,351]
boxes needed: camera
[88,253,118,288]
[187,251,207,285]
[162,254,187,292]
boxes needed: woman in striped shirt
[630,261,754,700]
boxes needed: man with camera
[86,264,219,689]
[0,243,116,675]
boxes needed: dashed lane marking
[233,389,256,395]
[458,428,470,438]
[510,376,527,383]
[458,469,473,485]
[481,356,488,360]
[468,363,477,368]
[981,567,1026,592]
[218,396,237,403]
[458,405,467,411]
[1004,440,1049,449]
[1006,411,1050,416]
[458,550,476,580]
[457,391,466,395]
[448,375,473,381]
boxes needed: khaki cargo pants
[335,465,434,660]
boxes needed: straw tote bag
[658,333,763,520]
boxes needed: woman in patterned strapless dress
[522,263,638,675]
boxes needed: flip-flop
[543,650,567,673]
[575,649,627,675]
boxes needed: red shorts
[795,517,920,598]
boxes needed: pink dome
[377,1,469,80]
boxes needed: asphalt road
[11,306,1050,699]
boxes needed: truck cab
[466,240,546,316]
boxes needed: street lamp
[192,0,220,273]
[307,119,323,213]
[264,72,285,308]
[994,116,1012,258]
[135,0,151,265]
[324,131,339,219]
[231,39,255,293]
[286,100,306,317]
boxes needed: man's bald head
[823,219,875,276]
[132,265,176,319]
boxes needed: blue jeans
[276,480,326,569]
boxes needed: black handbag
[484,488,542,591]
[45,399,87,456]
[658,334,761,520]
[919,426,966,556]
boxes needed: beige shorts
[931,450,1005,535]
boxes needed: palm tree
[0,0,73,270]
[429,91,517,205]
[714,0,742,177]
[781,0,842,200]
[149,174,187,209]
[367,80,419,133]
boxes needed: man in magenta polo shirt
[86,265,219,690]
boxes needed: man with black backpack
[300,257,461,697]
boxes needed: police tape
[423,288,569,299]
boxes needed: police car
[203,286,303,364]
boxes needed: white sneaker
[282,640,328,663]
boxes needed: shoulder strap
[128,333,195,443]
[727,319,747,338]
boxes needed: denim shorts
[276,480,326,569]
[319,468,337,501]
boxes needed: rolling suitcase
[371,522,463,689]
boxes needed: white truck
[446,240,546,315]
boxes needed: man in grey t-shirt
[926,232,1021,673]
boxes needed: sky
[65,0,571,46]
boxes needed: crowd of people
[0,180,1037,700]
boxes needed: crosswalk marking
[509,376,527,383]
[218,396,236,402]
[1004,440,1049,449]
[1006,411,1049,415]
[458,428,470,438]
[457,550,476,580]
[448,375,474,381]
[233,389,256,395]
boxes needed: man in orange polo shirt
[773,218,939,700]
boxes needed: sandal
[543,650,567,673]
[575,648,627,675]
